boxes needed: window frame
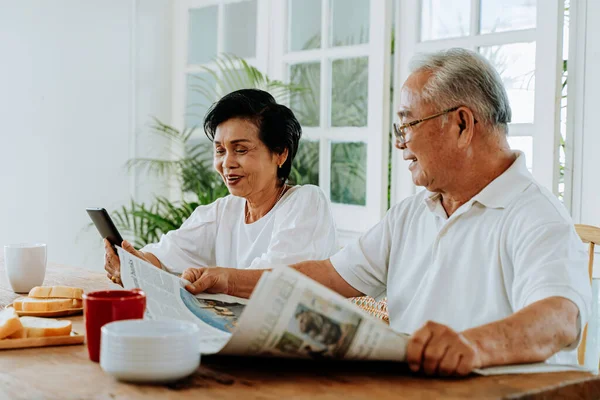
[170,0,271,200]
[171,0,270,136]
[270,0,393,234]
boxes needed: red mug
[82,289,146,362]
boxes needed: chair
[575,224,600,366]
[350,296,389,324]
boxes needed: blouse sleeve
[246,185,338,269]
[140,198,223,274]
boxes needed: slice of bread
[7,329,25,339]
[72,299,82,309]
[13,297,74,312]
[28,286,84,300]
[0,308,23,339]
[15,317,71,338]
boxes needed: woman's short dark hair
[203,89,302,183]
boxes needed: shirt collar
[424,151,533,211]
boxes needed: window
[270,0,393,234]
[392,0,565,204]
[169,0,271,202]
[172,0,268,134]
[170,0,568,235]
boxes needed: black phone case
[86,208,124,250]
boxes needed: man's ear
[458,115,466,133]
[456,107,475,149]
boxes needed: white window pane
[223,0,257,59]
[480,43,536,124]
[290,139,320,185]
[331,57,368,127]
[290,63,321,127]
[186,72,217,129]
[507,136,533,170]
[289,0,321,51]
[481,0,536,34]
[421,0,470,41]
[330,0,370,47]
[331,142,367,205]
[188,7,218,65]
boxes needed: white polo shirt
[331,153,591,364]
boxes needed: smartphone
[86,207,124,253]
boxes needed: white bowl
[100,320,201,383]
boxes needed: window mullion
[216,3,224,55]
[319,0,331,197]
[533,0,564,194]
[319,137,331,199]
[470,0,480,40]
[414,29,537,52]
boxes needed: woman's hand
[181,267,232,295]
[104,239,149,286]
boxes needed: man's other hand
[406,321,482,376]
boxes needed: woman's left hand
[104,239,152,286]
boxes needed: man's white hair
[409,48,512,133]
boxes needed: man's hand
[406,321,482,376]
[182,267,232,295]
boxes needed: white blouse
[141,185,338,273]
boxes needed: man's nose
[395,138,406,150]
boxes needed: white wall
[135,0,173,202]
[0,0,172,271]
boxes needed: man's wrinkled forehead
[398,70,432,119]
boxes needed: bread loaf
[28,286,84,300]
[13,297,74,312]
[13,317,71,338]
[0,308,23,339]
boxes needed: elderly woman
[104,89,337,284]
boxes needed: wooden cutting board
[0,331,84,350]
[12,307,83,318]
[8,299,83,317]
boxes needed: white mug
[4,243,47,293]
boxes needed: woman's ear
[278,148,289,168]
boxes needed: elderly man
[182,48,591,376]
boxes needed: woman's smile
[225,174,244,186]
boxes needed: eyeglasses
[393,106,460,145]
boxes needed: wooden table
[1,256,600,399]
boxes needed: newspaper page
[219,266,409,361]
[117,247,245,354]
[118,248,408,362]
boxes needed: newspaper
[117,247,408,361]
